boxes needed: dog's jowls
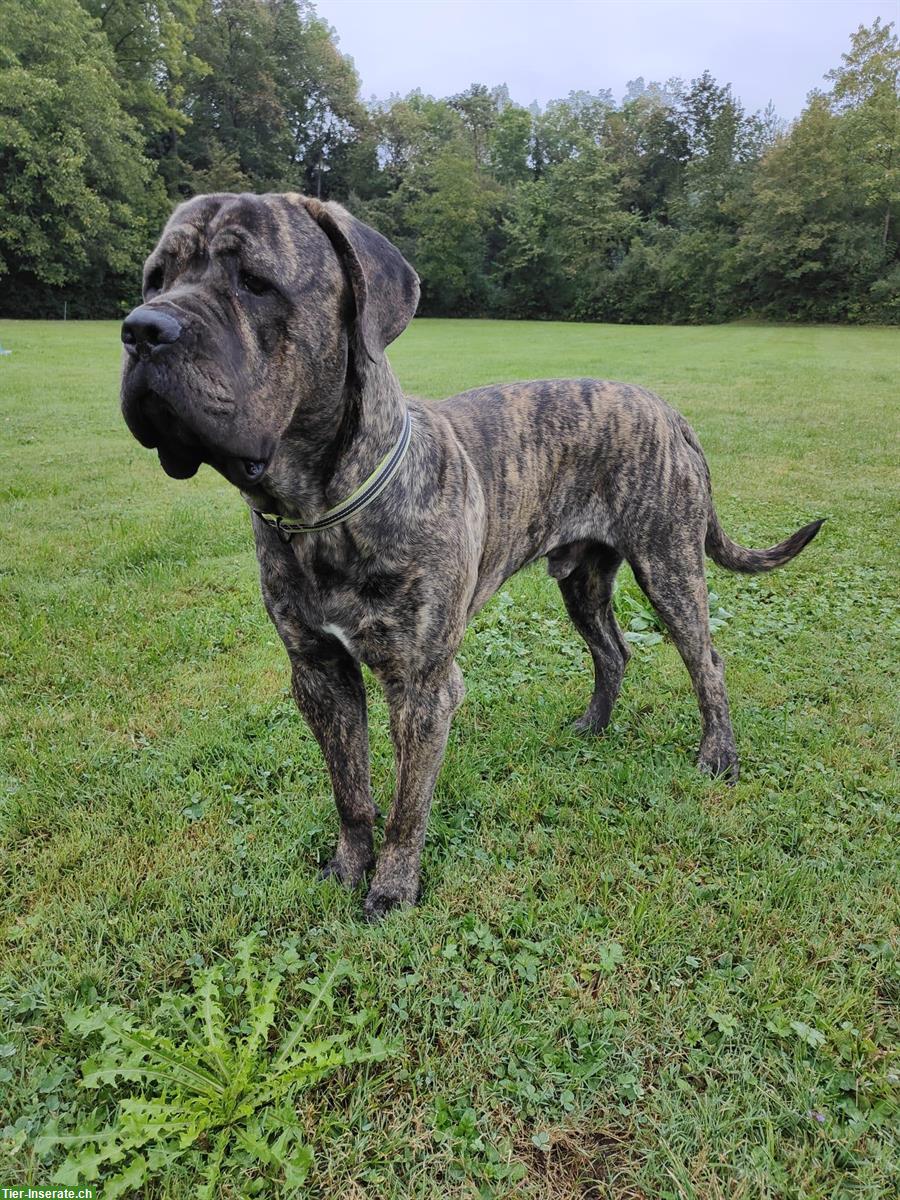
[120,192,823,920]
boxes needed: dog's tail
[705,510,825,574]
[677,415,825,575]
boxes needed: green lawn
[1,318,898,1199]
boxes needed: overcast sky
[314,0,897,119]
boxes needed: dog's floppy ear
[304,198,420,363]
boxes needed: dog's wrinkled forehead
[147,192,344,295]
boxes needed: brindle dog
[120,192,823,920]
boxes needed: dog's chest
[285,540,420,664]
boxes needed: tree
[406,143,495,313]
[533,91,614,173]
[734,21,899,321]
[494,179,565,315]
[80,0,209,140]
[370,91,463,191]
[3,6,897,323]
[0,0,165,315]
[176,0,368,197]
[735,95,882,319]
[489,104,533,184]
[671,72,754,232]
[271,3,373,198]
[546,140,637,320]
[826,18,899,248]
[80,0,212,197]
[603,90,687,221]
[448,82,498,166]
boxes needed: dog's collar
[251,409,412,539]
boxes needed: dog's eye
[145,267,164,296]
[239,271,272,297]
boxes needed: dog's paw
[362,887,417,923]
[318,847,374,890]
[697,740,740,784]
[363,873,420,922]
[363,847,421,921]
[571,710,610,736]
[319,859,359,889]
[573,700,619,734]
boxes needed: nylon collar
[251,409,412,540]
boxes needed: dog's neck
[327,353,409,507]
[250,352,408,522]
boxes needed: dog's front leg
[364,660,465,921]
[289,648,378,888]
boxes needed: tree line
[1,1,897,323]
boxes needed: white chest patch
[321,622,355,655]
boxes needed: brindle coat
[120,192,823,920]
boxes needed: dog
[120,192,823,920]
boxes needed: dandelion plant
[36,937,394,1198]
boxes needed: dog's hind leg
[629,546,738,781]
[551,543,630,735]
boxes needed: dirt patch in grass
[517,1124,645,1199]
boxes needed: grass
[1,317,898,1199]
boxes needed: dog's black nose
[121,306,182,357]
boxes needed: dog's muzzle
[120,383,205,479]
[120,361,275,487]
[120,302,276,485]
[121,305,182,360]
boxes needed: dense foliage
[1,2,897,321]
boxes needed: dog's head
[120,193,419,487]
